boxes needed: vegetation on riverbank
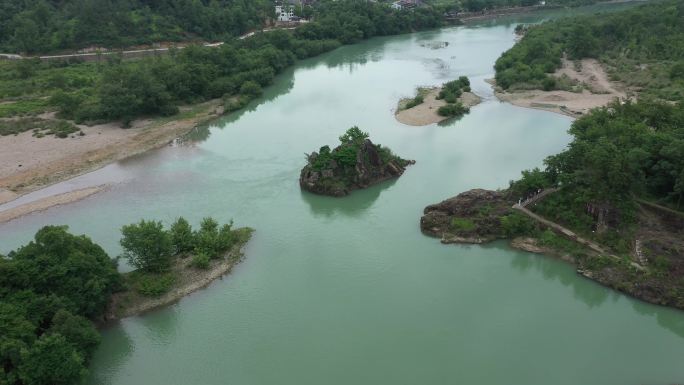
[427,0,598,13]
[435,76,472,117]
[0,117,81,138]
[0,0,272,54]
[494,0,684,101]
[0,1,443,129]
[0,217,252,385]
[421,98,684,309]
[300,127,414,196]
[395,76,480,125]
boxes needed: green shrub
[542,76,557,91]
[500,212,537,237]
[405,95,424,109]
[120,220,173,273]
[191,253,210,269]
[450,217,476,232]
[437,102,468,117]
[170,217,194,255]
[239,81,262,97]
[134,273,175,297]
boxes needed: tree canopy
[495,0,684,100]
[0,226,120,385]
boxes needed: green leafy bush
[191,253,211,269]
[450,217,476,232]
[170,217,194,255]
[437,102,469,117]
[134,273,175,297]
[500,212,537,237]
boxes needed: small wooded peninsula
[300,127,414,197]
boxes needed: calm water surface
[1,4,682,385]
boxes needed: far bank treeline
[0,1,443,124]
[494,0,684,101]
[0,0,601,54]
[0,217,250,385]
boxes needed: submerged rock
[300,127,414,197]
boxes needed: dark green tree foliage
[5,1,443,123]
[170,217,194,255]
[0,226,120,385]
[3,226,120,318]
[0,0,272,54]
[193,217,234,259]
[515,100,684,208]
[121,220,173,273]
[18,334,86,385]
[437,102,468,117]
[436,76,471,117]
[494,0,684,93]
[295,0,443,44]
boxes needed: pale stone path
[512,189,644,270]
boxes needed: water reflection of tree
[300,178,398,218]
[137,305,182,343]
[631,301,684,340]
[85,325,135,385]
[505,247,613,309]
[179,68,296,145]
[505,244,684,340]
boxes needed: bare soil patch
[491,58,629,117]
[0,100,222,216]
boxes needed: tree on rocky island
[300,127,415,197]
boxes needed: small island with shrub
[395,76,481,126]
[0,219,252,385]
[108,217,253,320]
[300,127,414,197]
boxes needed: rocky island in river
[300,127,414,197]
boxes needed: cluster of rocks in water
[300,129,414,197]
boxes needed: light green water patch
[0,6,682,385]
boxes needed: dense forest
[0,0,272,54]
[494,0,684,100]
[0,217,245,385]
[428,0,597,13]
[499,1,684,257]
[0,1,443,125]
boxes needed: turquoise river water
[0,4,683,385]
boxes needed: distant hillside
[494,0,684,101]
[0,0,272,54]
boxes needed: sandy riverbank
[0,100,223,220]
[490,58,628,117]
[395,88,481,126]
[0,186,104,223]
[105,228,253,322]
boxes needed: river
[1,3,683,385]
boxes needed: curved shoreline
[487,58,629,118]
[0,185,105,223]
[0,99,223,223]
[103,228,253,324]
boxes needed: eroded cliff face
[300,138,414,197]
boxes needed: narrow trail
[512,189,644,270]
